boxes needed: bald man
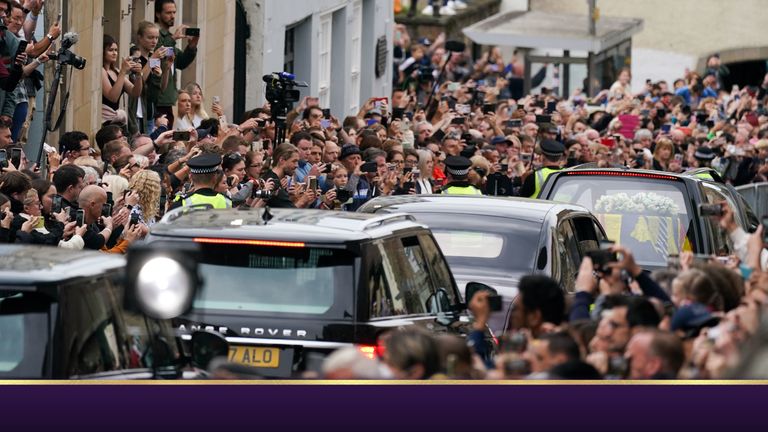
[323,141,340,163]
[78,185,115,250]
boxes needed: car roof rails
[359,213,416,231]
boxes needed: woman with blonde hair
[415,149,435,194]
[184,82,210,128]
[173,90,195,130]
[127,169,162,225]
[469,155,491,191]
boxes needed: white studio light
[136,256,192,319]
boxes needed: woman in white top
[185,82,210,128]
[173,90,194,130]
[415,149,435,194]
[609,67,632,101]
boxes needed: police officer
[689,146,717,181]
[519,139,565,198]
[440,156,483,195]
[169,154,232,210]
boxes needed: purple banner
[0,383,765,431]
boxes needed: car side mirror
[426,288,458,326]
[142,335,181,379]
[191,330,230,370]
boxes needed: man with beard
[154,0,198,126]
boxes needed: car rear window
[403,213,541,273]
[549,175,693,267]
[194,244,355,318]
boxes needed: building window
[317,13,332,107]
[284,26,295,74]
[348,0,362,114]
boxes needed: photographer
[717,201,768,271]
[0,0,27,122]
[76,184,119,250]
[13,178,83,248]
[570,246,670,322]
[261,143,316,209]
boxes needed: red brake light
[358,345,377,360]
[566,171,678,181]
[193,238,306,248]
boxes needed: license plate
[227,346,280,368]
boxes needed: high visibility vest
[532,167,560,198]
[694,172,714,181]
[443,185,483,195]
[176,192,232,209]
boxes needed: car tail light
[565,171,678,181]
[358,345,377,360]
[193,238,306,248]
[358,342,387,360]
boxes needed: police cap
[188,153,222,174]
[694,146,716,161]
[539,139,566,157]
[444,155,472,176]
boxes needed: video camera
[263,72,307,105]
[262,72,308,145]
[48,32,86,70]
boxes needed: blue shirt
[294,160,310,183]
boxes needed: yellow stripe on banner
[600,213,623,243]
[630,216,652,243]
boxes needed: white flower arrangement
[594,192,679,216]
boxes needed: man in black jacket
[52,164,85,213]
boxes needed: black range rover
[0,245,181,379]
[147,208,482,377]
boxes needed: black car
[358,195,607,334]
[146,207,485,378]
[0,245,181,379]
[538,167,758,270]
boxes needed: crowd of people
[2,0,768,379]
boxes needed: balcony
[396,0,503,42]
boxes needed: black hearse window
[375,237,434,316]
[418,234,458,305]
[0,291,50,378]
[59,278,126,376]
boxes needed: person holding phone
[75,185,118,250]
[128,21,164,135]
[153,0,199,128]
[102,35,143,125]
[28,178,84,249]
[126,169,161,226]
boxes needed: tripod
[269,100,289,146]
[34,60,70,171]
